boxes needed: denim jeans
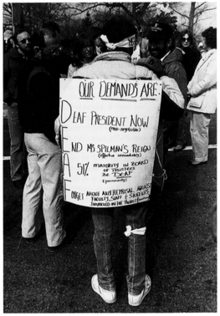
[91,202,147,295]
[7,102,26,182]
[22,133,66,247]
[190,111,211,162]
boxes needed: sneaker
[128,274,151,307]
[91,274,116,304]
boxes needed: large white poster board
[60,79,162,208]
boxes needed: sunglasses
[182,37,190,42]
[19,38,30,44]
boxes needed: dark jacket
[181,46,201,82]
[162,48,188,103]
[17,48,70,143]
[18,64,59,143]
[4,47,32,104]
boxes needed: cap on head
[147,22,174,41]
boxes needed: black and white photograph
[2,1,217,313]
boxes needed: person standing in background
[137,21,188,162]
[18,22,70,251]
[67,35,96,78]
[173,29,201,152]
[179,29,201,83]
[4,28,32,190]
[187,27,217,166]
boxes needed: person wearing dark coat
[179,29,201,83]
[18,22,70,251]
[3,28,32,189]
[137,22,188,159]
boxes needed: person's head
[200,27,217,51]
[30,30,45,59]
[146,22,174,59]
[100,15,137,55]
[78,35,96,62]
[180,29,194,49]
[40,21,61,48]
[14,27,31,55]
[91,27,107,55]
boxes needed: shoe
[47,232,73,253]
[22,232,41,244]
[91,274,116,304]
[128,274,151,307]
[187,160,207,166]
[174,144,186,152]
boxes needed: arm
[188,55,217,97]
[137,57,185,111]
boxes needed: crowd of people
[3,15,217,307]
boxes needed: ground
[3,113,217,313]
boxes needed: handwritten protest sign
[60,79,162,208]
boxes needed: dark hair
[31,30,45,48]
[202,27,217,49]
[180,29,193,42]
[72,34,96,67]
[41,21,60,37]
[102,15,137,44]
[14,27,30,44]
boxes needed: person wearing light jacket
[187,27,217,166]
[58,15,184,307]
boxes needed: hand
[137,56,166,77]
[54,116,61,146]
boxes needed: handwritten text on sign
[60,79,162,207]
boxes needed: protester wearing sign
[17,22,69,251]
[137,21,188,155]
[57,15,184,306]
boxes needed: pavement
[3,113,217,313]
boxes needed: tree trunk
[188,2,196,33]
[12,3,23,32]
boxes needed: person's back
[74,51,157,79]
[20,21,67,252]
[18,63,58,142]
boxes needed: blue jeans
[22,133,66,247]
[7,102,26,182]
[91,202,147,295]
